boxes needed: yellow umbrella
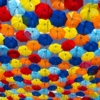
[48,43,62,54]
[18,45,32,56]
[56,86,64,93]
[11,14,27,30]
[72,82,81,88]
[98,41,100,48]
[32,79,42,85]
[22,74,32,80]
[39,68,50,76]
[10,59,22,69]
[6,77,15,83]
[80,3,99,21]
[39,94,48,100]
[61,95,68,100]
[58,51,72,61]
[87,84,96,89]
[12,94,19,100]
[20,0,40,11]
[0,33,4,45]
[0,97,8,100]
[25,92,33,97]
[90,92,99,98]
[68,66,79,74]
[83,74,94,81]
[36,19,53,33]
[17,88,26,94]
[81,52,95,61]
[64,27,78,39]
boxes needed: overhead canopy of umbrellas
[0,0,100,100]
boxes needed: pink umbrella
[79,61,91,68]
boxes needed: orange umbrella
[95,70,100,78]
[97,82,100,87]
[9,83,18,89]
[70,88,79,93]
[76,68,87,76]
[23,86,33,92]
[40,82,49,88]
[92,14,100,29]
[50,0,65,10]
[38,59,51,68]
[67,74,77,80]
[74,97,81,100]
[58,62,70,70]
[11,69,21,75]
[53,97,60,100]
[56,81,65,87]
[91,56,100,66]
[26,40,41,51]
[20,57,31,65]
[74,34,90,46]
[84,89,94,95]
[50,27,65,40]
[0,24,15,36]
[66,11,82,28]
[33,96,40,100]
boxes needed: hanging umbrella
[58,70,68,78]
[0,24,15,36]
[49,67,60,74]
[14,76,23,82]
[70,46,85,57]
[91,57,100,66]
[79,61,91,68]
[11,14,27,30]
[2,63,12,71]
[50,0,65,10]
[7,49,20,58]
[10,59,22,69]
[38,49,52,59]
[48,43,62,54]
[36,19,53,33]
[80,3,99,21]
[58,51,72,61]
[61,40,75,51]
[64,0,83,11]
[11,69,21,76]
[0,45,9,55]
[7,0,25,16]
[35,2,53,20]
[76,21,94,35]
[26,40,41,51]
[64,27,78,39]
[22,11,38,27]
[4,37,18,48]
[38,59,51,68]
[0,6,12,22]
[81,52,95,61]
[48,74,59,81]
[38,34,53,46]
[68,66,79,74]
[74,34,90,46]
[20,0,40,11]
[0,0,7,7]
[84,41,98,52]
[18,45,32,56]
[28,54,41,63]
[66,11,82,28]
[89,29,100,42]
[29,64,40,72]
[50,27,65,40]
[0,34,4,45]
[49,56,62,65]
[95,49,100,56]
[50,10,67,27]
[39,68,50,76]
[25,28,40,40]
[3,71,14,77]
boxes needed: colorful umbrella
[0,33,4,45]
[64,0,83,11]
[39,68,50,76]
[0,0,7,7]
[80,3,99,21]
[35,2,53,19]
[49,67,60,74]
[79,61,91,68]
[50,10,67,27]
[29,64,40,72]
[91,57,100,66]
[0,45,9,55]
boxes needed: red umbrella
[16,30,31,42]
[48,74,59,81]
[62,90,71,95]
[64,0,83,11]
[78,86,87,91]
[79,61,91,68]
[48,91,55,97]
[18,94,26,98]
[23,79,32,85]
[82,97,91,100]
[61,40,75,51]
[65,80,74,85]
[7,96,13,100]
[28,54,41,63]
[20,66,32,75]
[7,49,20,58]
[1,79,9,84]
[0,6,12,22]
[3,71,14,77]
[0,87,5,92]
[32,85,41,90]
[35,2,53,19]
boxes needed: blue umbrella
[14,76,23,82]
[4,37,18,48]
[59,77,66,83]
[0,55,11,64]
[64,85,72,89]
[49,56,62,65]
[0,45,9,55]
[7,0,25,15]
[3,84,11,90]
[55,93,62,98]
[25,28,40,40]
[76,21,94,35]
[38,34,53,46]
[81,80,91,86]
[76,92,85,96]
[29,64,40,72]
[32,91,41,96]
[0,82,4,87]
[10,89,18,94]
[70,46,85,57]
[48,85,57,91]
[95,49,100,56]
[69,57,82,66]
[15,82,25,88]
[83,41,98,52]
[23,11,38,27]
[2,64,12,71]
[50,10,67,27]
[25,97,33,100]
[96,96,100,100]
[41,76,49,82]
[49,67,60,74]
[68,93,76,98]
[74,77,84,82]
[90,78,100,83]
[0,0,7,7]
[39,89,49,95]
[38,49,52,59]
[58,70,68,78]
[89,29,100,42]
[0,93,5,97]
[31,71,41,79]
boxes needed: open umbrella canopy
[0,34,4,45]
[35,2,53,20]
[64,0,83,11]
[39,68,50,76]
[0,45,9,55]
[0,0,7,7]
[22,11,38,27]
[50,10,67,27]
[79,61,91,68]
[80,3,99,21]
[29,64,40,72]
[7,0,25,16]
[49,67,60,74]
